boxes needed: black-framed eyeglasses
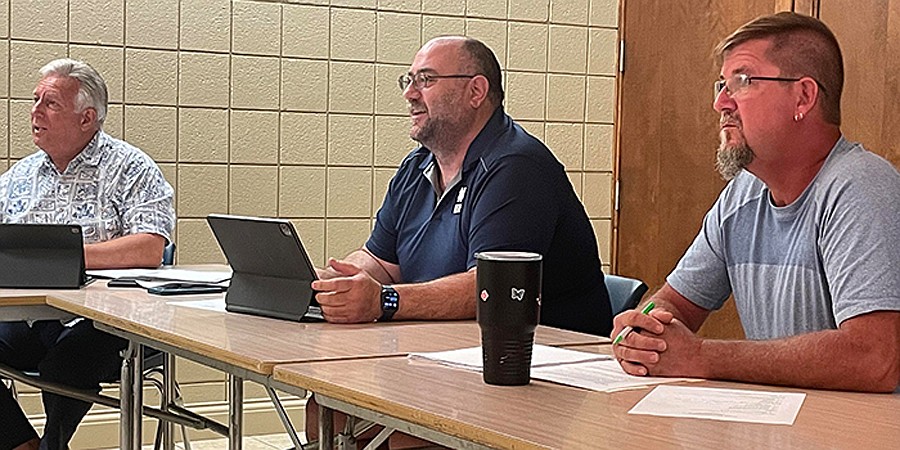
[398,72,478,91]
[714,73,803,100]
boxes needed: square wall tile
[328,114,373,166]
[126,0,178,49]
[375,116,414,166]
[177,218,225,264]
[292,219,325,266]
[0,101,7,157]
[567,171,582,198]
[279,166,326,217]
[282,58,329,112]
[546,74,585,122]
[124,49,178,106]
[465,19,507,68]
[179,108,229,163]
[380,0,420,12]
[9,100,32,158]
[505,71,545,120]
[422,0,465,16]
[375,64,409,115]
[104,104,123,139]
[373,168,394,213]
[10,41,67,99]
[586,75,616,123]
[230,166,278,217]
[467,0,506,19]
[584,123,613,171]
[509,0,548,22]
[329,62,374,114]
[233,0,281,56]
[549,25,587,74]
[591,218,612,263]
[507,22,547,72]
[11,0,66,41]
[583,172,612,218]
[325,219,373,262]
[590,0,618,27]
[377,12,421,65]
[181,0,231,52]
[124,106,177,162]
[230,110,279,164]
[0,0,8,38]
[158,163,176,192]
[70,0,123,45]
[177,164,228,217]
[180,52,230,108]
[422,15,466,42]
[331,8,376,62]
[551,0,589,25]
[280,112,327,165]
[0,42,6,96]
[69,45,124,104]
[327,167,372,217]
[283,4,329,59]
[588,28,618,76]
[545,122,583,170]
[332,0,376,8]
[231,56,280,110]
[517,120,544,140]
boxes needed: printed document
[629,385,806,425]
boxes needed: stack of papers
[88,268,232,287]
[409,345,694,392]
[628,385,806,425]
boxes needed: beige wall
[1,0,619,446]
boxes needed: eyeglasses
[398,72,478,91]
[714,73,802,100]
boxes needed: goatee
[715,137,754,181]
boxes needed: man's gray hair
[39,58,108,126]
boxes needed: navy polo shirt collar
[413,106,507,175]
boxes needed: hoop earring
[793,112,804,122]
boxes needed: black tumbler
[475,251,542,386]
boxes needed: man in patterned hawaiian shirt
[0,59,174,450]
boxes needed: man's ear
[79,107,97,131]
[795,77,819,118]
[469,75,490,109]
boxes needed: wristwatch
[379,285,400,322]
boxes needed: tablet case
[206,214,322,322]
[0,223,88,288]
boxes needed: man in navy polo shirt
[312,36,611,336]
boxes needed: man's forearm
[392,270,476,321]
[84,233,165,269]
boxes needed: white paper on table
[408,345,612,371]
[88,268,232,284]
[531,359,695,393]
[134,279,230,289]
[166,298,227,313]
[628,385,806,425]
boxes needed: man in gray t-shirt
[612,13,899,393]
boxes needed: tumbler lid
[475,251,542,262]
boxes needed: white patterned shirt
[0,131,174,244]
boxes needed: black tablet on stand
[0,223,90,288]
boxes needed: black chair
[605,274,649,315]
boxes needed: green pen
[612,301,656,345]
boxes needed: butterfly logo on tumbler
[511,287,525,301]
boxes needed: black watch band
[379,285,399,322]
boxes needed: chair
[605,274,649,315]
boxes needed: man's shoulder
[95,131,163,170]
[2,151,46,177]
[813,139,900,201]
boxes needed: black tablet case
[0,223,88,288]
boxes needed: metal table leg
[318,394,334,450]
[228,374,243,449]
[120,342,143,450]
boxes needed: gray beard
[716,139,754,181]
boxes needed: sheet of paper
[166,298,227,313]
[88,268,232,284]
[408,345,612,371]
[628,385,806,425]
[135,279,230,289]
[531,359,695,393]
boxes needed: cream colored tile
[177,218,225,264]
[518,120,545,140]
[422,15,466,42]
[584,123,613,171]
[291,219,325,266]
[505,71,545,121]
[0,101,7,158]
[124,106,177,162]
[375,115,414,166]
[281,58,328,112]
[231,56,280,110]
[104,104,123,139]
[331,8,376,61]
[327,167,372,217]
[377,12,421,65]
[124,49,178,105]
[509,0,548,21]
[586,75,616,123]
[230,110,279,164]
[507,22,547,71]
[177,164,228,216]
[126,0,178,49]
[280,112,327,165]
[9,100,33,158]
[179,108,229,163]
[588,27,618,76]
[325,219,373,261]
[551,0,589,25]
[328,115,373,166]
[70,0,123,45]
[0,0,7,38]
[329,62,374,114]
[590,0,618,27]
[422,0,465,16]
[69,45,124,104]
[375,64,409,115]
[591,218,612,263]
[283,4,329,59]
[545,122,583,170]
[180,0,230,52]
[372,167,394,214]
[583,172,612,219]
[230,166,278,217]
[179,52,230,108]
[567,171,582,198]
[547,74,585,122]
[158,162,176,192]
[0,41,7,96]
[279,166,326,217]
[10,0,66,41]
[332,0,375,8]
[467,0,505,19]
[233,0,281,56]
[465,19,507,67]
[9,41,67,99]
[549,25,587,74]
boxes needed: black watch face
[382,287,399,311]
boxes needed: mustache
[720,112,741,127]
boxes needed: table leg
[228,374,243,450]
[318,395,334,450]
[120,342,143,450]
[162,352,176,450]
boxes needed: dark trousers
[0,320,127,450]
